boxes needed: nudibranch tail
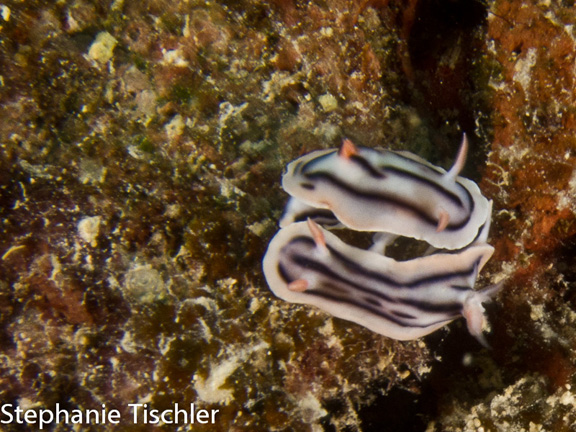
[446,133,468,182]
[462,280,504,348]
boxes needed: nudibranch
[279,197,342,228]
[281,135,491,250]
[263,220,501,346]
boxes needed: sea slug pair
[263,136,502,346]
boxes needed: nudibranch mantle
[263,220,500,344]
[282,136,491,249]
[264,136,500,346]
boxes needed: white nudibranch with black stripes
[263,220,501,346]
[263,136,501,346]
[282,135,491,249]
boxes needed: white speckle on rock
[161,48,189,67]
[78,159,106,184]
[194,341,268,405]
[165,114,185,140]
[87,31,117,64]
[558,168,576,212]
[120,331,138,354]
[134,90,157,121]
[194,358,239,405]
[0,4,11,21]
[530,304,545,321]
[318,93,338,112]
[217,177,245,199]
[559,390,576,407]
[217,102,248,147]
[124,265,166,304]
[77,216,101,246]
[319,27,333,37]
[529,421,543,432]
[314,121,340,141]
[247,220,267,237]
[158,334,176,356]
[295,393,328,424]
[513,48,537,93]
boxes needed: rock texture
[0,1,432,431]
[1,0,576,431]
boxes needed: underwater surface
[1,0,576,431]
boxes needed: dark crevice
[406,0,490,175]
